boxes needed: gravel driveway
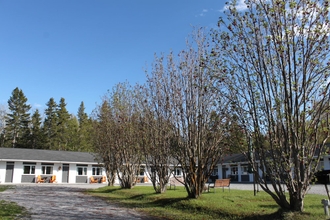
[0,184,157,220]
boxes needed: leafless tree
[93,100,117,186]
[213,0,330,212]
[150,29,229,198]
[138,67,176,193]
[108,82,142,189]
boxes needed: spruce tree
[77,101,93,151]
[5,87,31,148]
[56,97,70,150]
[43,98,58,149]
[29,109,44,149]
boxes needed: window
[212,168,218,176]
[175,168,182,176]
[77,166,87,175]
[42,166,53,174]
[23,165,35,174]
[241,165,249,175]
[231,166,238,175]
[92,167,102,175]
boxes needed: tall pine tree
[56,98,70,150]
[29,109,44,149]
[77,101,93,152]
[5,87,31,148]
[43,98,58,150]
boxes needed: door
[62,164,69,183]
[222,167,227,179]
[5,162,14,183]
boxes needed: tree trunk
[290,193,304,212]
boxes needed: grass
[87,186,329,220]
[0,185,30,220]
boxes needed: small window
[23,165,35,174]
[241,165,248,175]
[92,167,102,175]
[42,166,53,174]
[77,167,87,176]
[212,168,218,176]
[175,168,182,176]
[231,166,238,175]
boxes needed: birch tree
[213,0,330,212]
[152,29,228,198]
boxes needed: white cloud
[34,103,43,108]
[197,9,209,17]
[222,0,248,12]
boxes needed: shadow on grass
[88,187,314,220]
[87,187,122,194]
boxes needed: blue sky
[0,0,233,116]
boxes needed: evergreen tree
[43,98,58,150]
[66,115,80,151]
[0,105,7,147]
[56,97,70,150]
[77,101,88,125]
[5,87,31,148]
[29,109,44,149]
[77,101,93,152]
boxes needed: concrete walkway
[0,184,157,220]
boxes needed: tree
[5,87,31,148]
[110,83,143,189]
[93,83,143,189]
[93,100,117,186]
[43,98,58,150]
[56,98,70,150]
[142,56,179,194]
[29,109,44,149]
[150,29,228,198]
[213,0,330,212]
[77,101,93,152]
[0,105,8,147]
[65,115,80,151]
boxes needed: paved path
[0,184,157,220]
[229,183,329,196]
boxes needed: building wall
[0,160,107,184]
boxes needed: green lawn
[87,186,328,220]
[0,186,30,220]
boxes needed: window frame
[77,166,87,176]
[23,165,35,175]
[92,167,102,176]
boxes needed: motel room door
[5,162,14,183]
[62,164,69,183]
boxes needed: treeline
[0,87,93,151]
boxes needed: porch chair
[90,176,98,183]
[101,176,106,183]
[49,175,56,183]
[36,175,45,183]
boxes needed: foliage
[93,82,143,189]
[29,109,44,149]
[77,102,94,152]
[4,87,31,148]
[156,29,228,198]
[43,98,58,150]
[213,0,330,212]
[93,100,118,186]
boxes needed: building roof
[0,148,98,164]
[222,153,247,164]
